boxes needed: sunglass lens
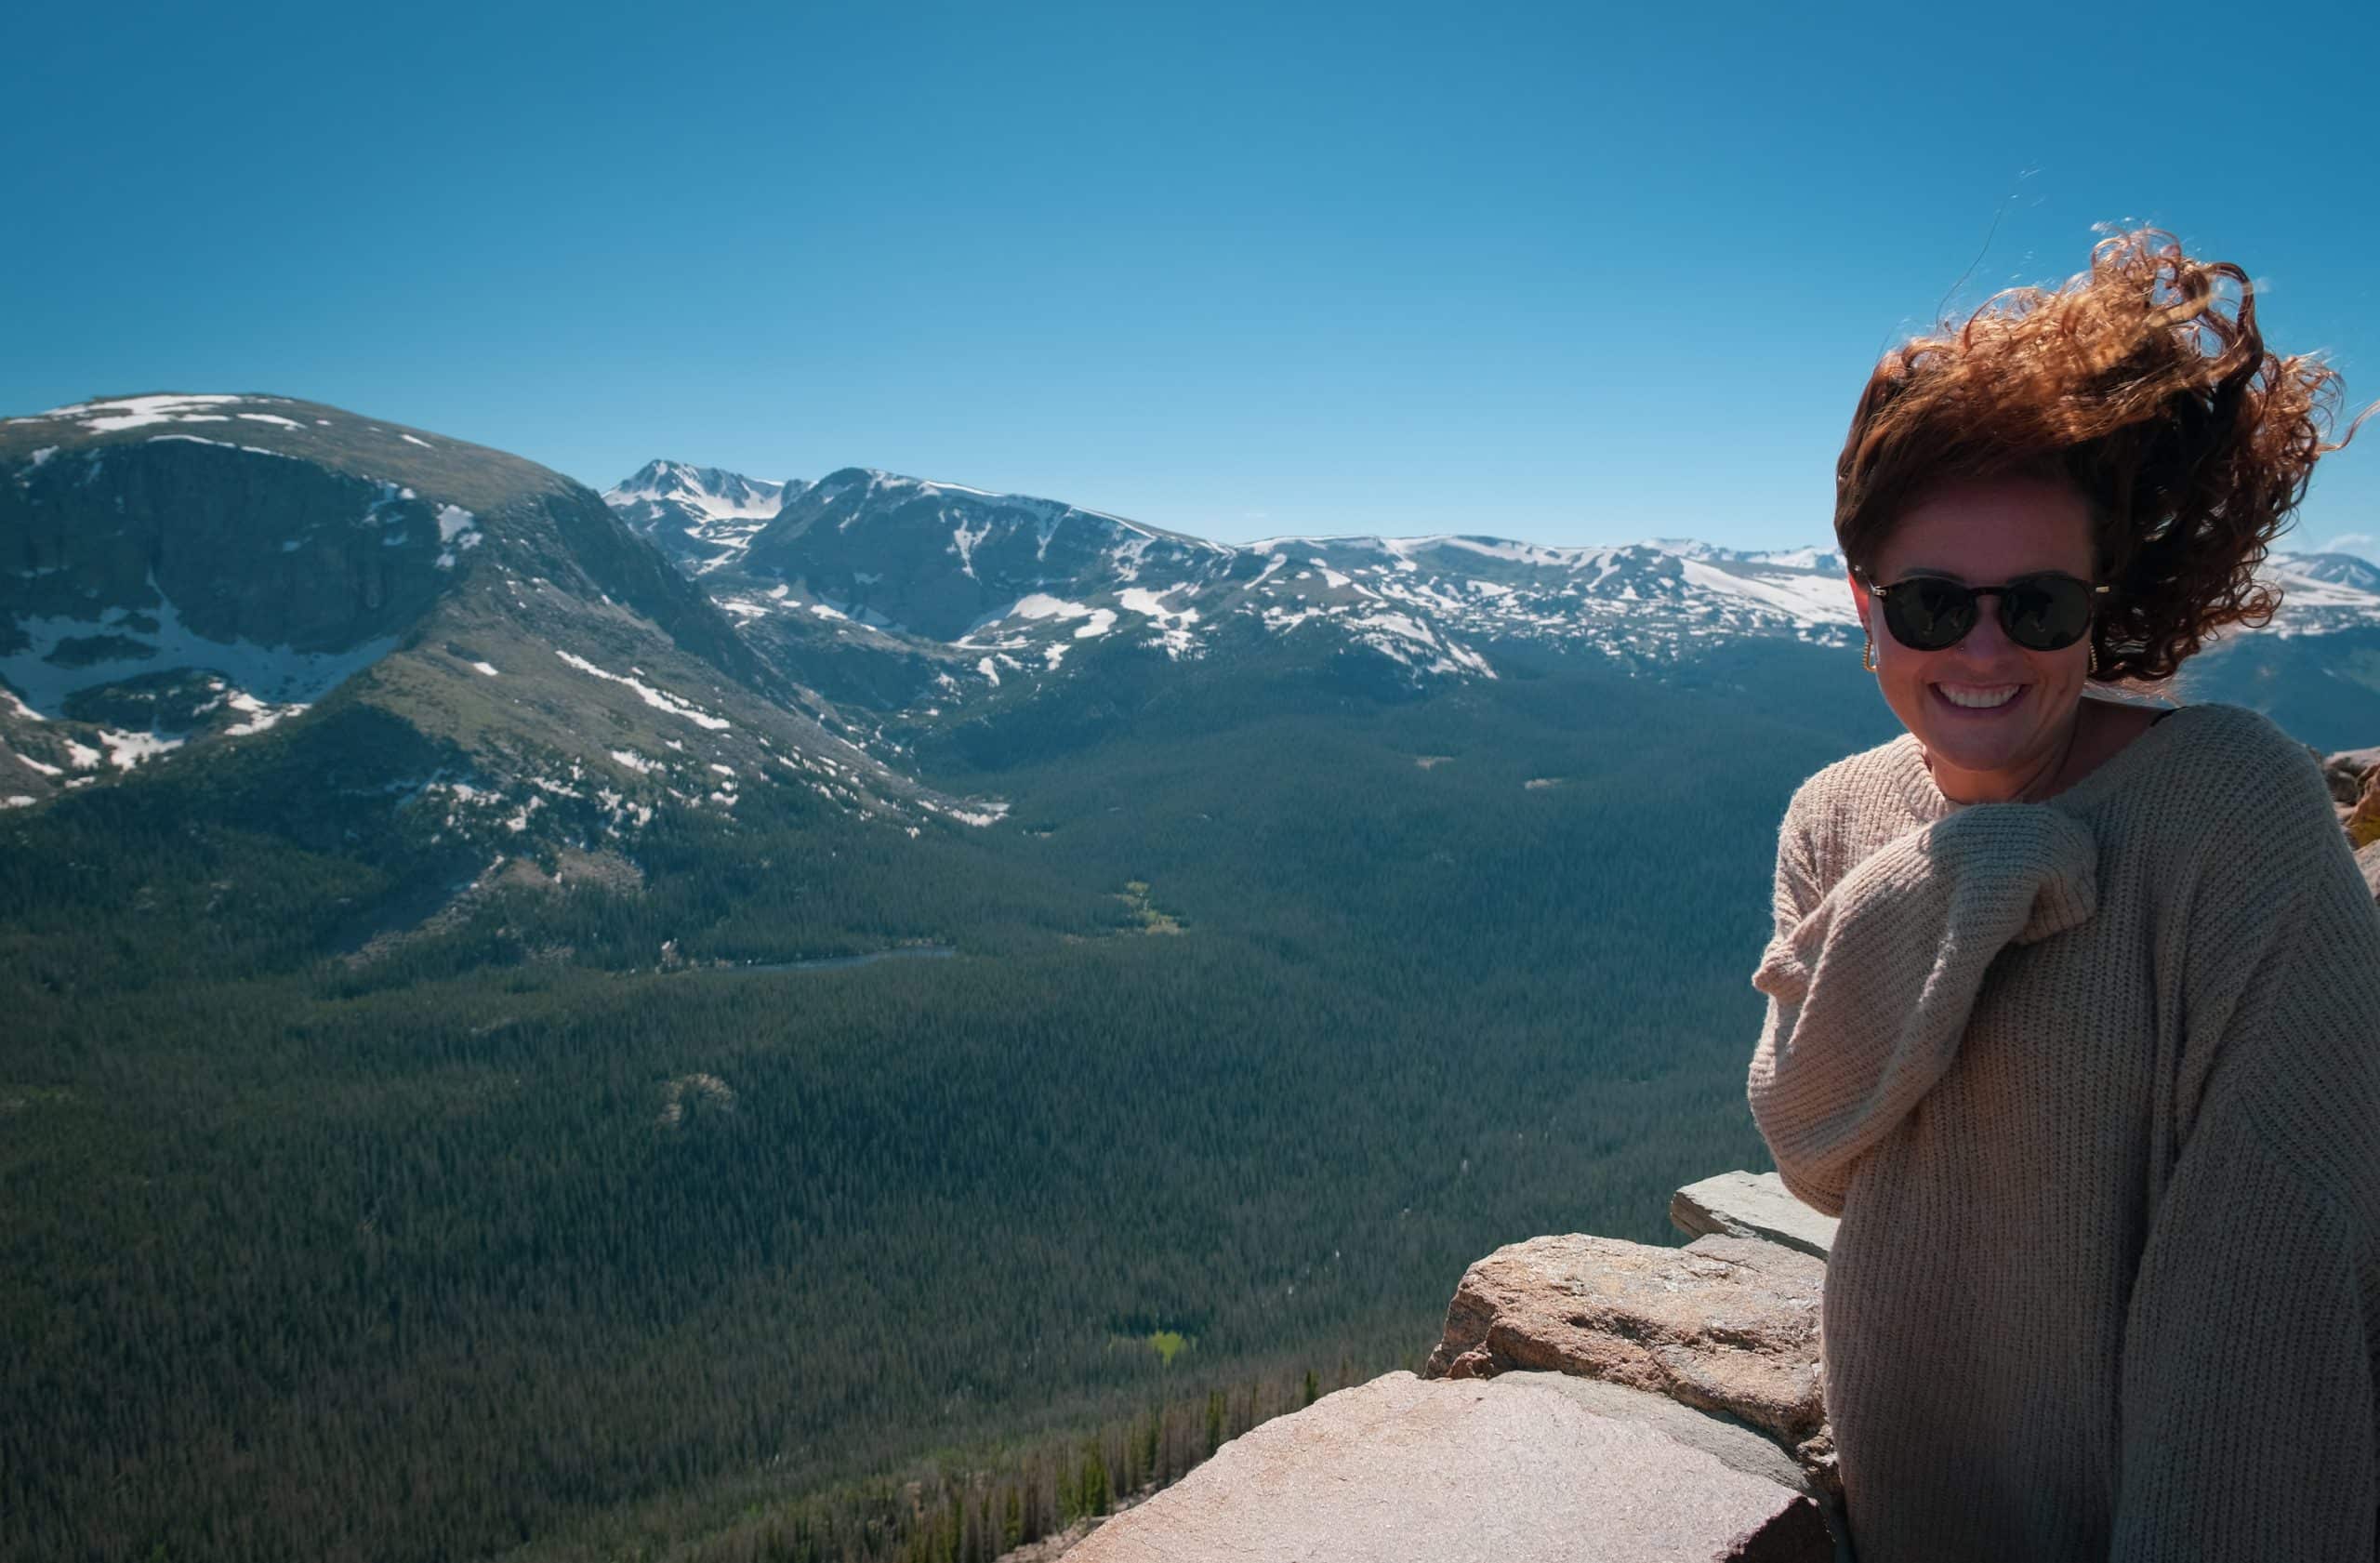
[1892,577,1974,650]
[2005,578,2092,649]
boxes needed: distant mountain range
[600,455,2380,730]
[7,392,2380,837]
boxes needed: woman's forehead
[1876,478,2095,576]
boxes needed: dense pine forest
[1,642,1903,1560]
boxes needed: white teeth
[1937,683,2020,709]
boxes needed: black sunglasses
[1855,568,2108,653]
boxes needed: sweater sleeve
[1746,799,2100,1217]
[2109,1093,2376,1560]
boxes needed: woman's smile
[1930,681,2027,713]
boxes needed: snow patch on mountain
[146,434,292,457]
[1,577,400,720]
[434,504,482,569]
[7,393,268,434]
[552,650,733,730]
[214,687,307,735]
[950,514,991,578]
[98,728,183,769]
[1005,593,1100,624]
[1676,559,1859,624]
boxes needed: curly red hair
[1836,227,2367,684]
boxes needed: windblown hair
[1836,227,2366,684]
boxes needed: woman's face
[1845,473,2097,803]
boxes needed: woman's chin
[1901,684,2046,773]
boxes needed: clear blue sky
[7,0,2376,556]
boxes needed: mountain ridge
[9,393,2379,835]
[611,457,2380,731]
[1,395,983,838]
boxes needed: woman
[1747,228,2380,1562]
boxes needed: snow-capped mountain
[638,465,1883,696]
[741,468,1238,639]
[2278,549,2380,598]
[604,459,809,574]
[612,455,2380,737]
[0,397,978,832]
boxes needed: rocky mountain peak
[607,459,791,515]
[603,460,804,576]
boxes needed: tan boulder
[1422,1232,1830,1486]
[2350,765,2380,851]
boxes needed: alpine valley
[8,395,2378,1563]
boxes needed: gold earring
[1862,624,1879,673]
[2086,640,2098,677]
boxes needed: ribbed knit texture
[1748,697,2380,1562]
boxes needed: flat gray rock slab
[2359,838,2380,900]
[1501,1371,1814,1495]
[1671,1170,1841,1259]
[1065,1371,1834,1563]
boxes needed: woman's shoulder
[2125,701,2328,814]
[2085,702,2354,893]
[1779,730,1928,852]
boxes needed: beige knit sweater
[1748,697,2380,1562]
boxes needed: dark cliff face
[2,439,457,679]
[0,394,783,713]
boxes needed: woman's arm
[1746,799,2099,1216]
[2109,1089,2375,1561]
[2110,721,2380,1558]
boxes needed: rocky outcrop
[2350,765,2380,851]
[2320,746,2380,883]
[1423,1232,1834,1493]
[1064,1173,1846,1563]
[2322,745,2380,806]
[1065,1370,1832,1563]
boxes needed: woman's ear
[1844,567,1868,628]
